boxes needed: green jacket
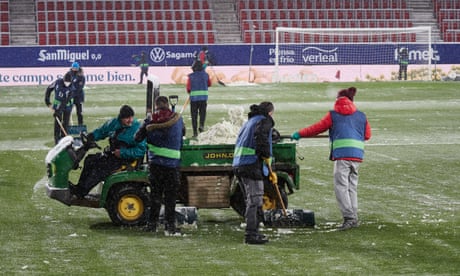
[92,117,146,160]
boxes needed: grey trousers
[333,160,360,220]
[238,176,264,236]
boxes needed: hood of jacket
[334,96,357,115]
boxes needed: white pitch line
[365,149,400,161]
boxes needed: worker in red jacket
[291,87,371,231]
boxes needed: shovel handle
[267,164,287,217]
[279,134,329,139]
[179,97,190,114]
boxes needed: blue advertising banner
[0,44,459,68]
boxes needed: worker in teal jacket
[70,105,146,198]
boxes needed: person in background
[232,102,275,245]
[45,72,73,144]
[196,45,214,70]
[186,60,211,137]
[132,51,149,84]
[68,61,86,125]
[135,96,185,236]
[69,105,146,199]
[291,87,371,231]
[398,47,409,80]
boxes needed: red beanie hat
[337,87,357,101]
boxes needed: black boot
[244,234,269,245]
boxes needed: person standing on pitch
[67,61,86,125]
[291,87,371,231]
[196,45,216,70]
[132,51,149,84]
[45,72,73,144]
[233,102,275,244]
[134,96,185,236]
[398,47,409,80]
[186,60,211,137]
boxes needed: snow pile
[191,106,246,145]
[45,136,74,164]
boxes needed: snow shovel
[209,66,226,86]
[267,163,287,217]
[169,95,179,112]
[180,96,190,114]
[54,115,68,136]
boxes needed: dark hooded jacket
[233,105,275,179]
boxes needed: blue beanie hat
[71,62,80,70]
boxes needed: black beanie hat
[192,60,203,72]
[337,87,357,101]
[119,105,134,118]
[63,72,72,83]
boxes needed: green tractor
[45,131,314,227]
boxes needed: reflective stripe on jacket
[232,115,265,167]
[147,116,183,168]
[188,71,209,102]
[330,111,367,160]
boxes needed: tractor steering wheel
[80,132,101,150]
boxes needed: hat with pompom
[337,87,357,101]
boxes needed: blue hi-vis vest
[147,116,183,168]
[233,115,272,168]
[330,111,367,160]
[189,71,209,102]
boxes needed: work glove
[291,131,301,140]
[262,157,272,166]
[86,132,95,142]
[268,171,278,185]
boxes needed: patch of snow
[45,136,74,163]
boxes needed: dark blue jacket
[233,114,274,179]
[69,69,86,103]
[187,70,210,102]
[146,112,184,168]
[44,78,73,112]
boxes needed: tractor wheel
[229,177,289,217]
[106,183,151,226]
[263,178,288,211]
[229,177,246,217]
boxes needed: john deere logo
[203,152,233,159]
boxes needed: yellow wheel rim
[117,195,144,221]
[262,194,276,211]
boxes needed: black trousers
[74,102,84,125]
[190,100,207,136]
[75,153,124,197]
[139,66,148,83]
[148,164,180,228]
[399,65,408,80]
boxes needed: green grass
[0,82,459,275]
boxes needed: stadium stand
[433,0,460,42]
[0,0,9,45]
[0,0,458,45]
[36,0,215,45]
[237,0,415,43]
